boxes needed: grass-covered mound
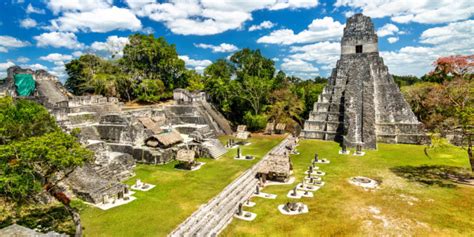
[222,139,474,236]
[80,135,284,236]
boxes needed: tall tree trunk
[468,134,473,172]
[47,187,82,236]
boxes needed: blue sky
[0,0,473,81]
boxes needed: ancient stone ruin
[1,67,232,205]
[301,14,429,149]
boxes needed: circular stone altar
[349,176,379,189]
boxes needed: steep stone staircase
[201,139,228,159]
[169,137,292,237]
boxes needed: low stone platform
[253,192,277,199]
[278,203,309,215]
[296,183,321,192]
[131,183,156,192]
[234,211,257,221]
[286,190,314,199]
[87,195,137,210]
[264,176,295,186]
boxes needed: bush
[134,79,165,103]
[243,112,268,131]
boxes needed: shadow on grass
[390,165,473,188]
[0,205,75,235]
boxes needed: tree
[134,79,166,103]
[121,34,187,91]
[436,79,473,171]
[185,70,205,92]
[229,48,275,81]
[0,97,57,145]
[293,79,327,119]
[0,99,93,236]
[267,88,304,126]
[392,75,419,87]
[233,75,273,115]
[423,55,473,83]
[203,59,235,114]
[0,131,93,236]
[65,54,105,95]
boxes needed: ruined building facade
[301,14,428,149]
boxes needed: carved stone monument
[301,13,429,149]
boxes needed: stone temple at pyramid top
[341,13,378,55]
[301,13,429,149]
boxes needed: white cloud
[288,41,340,66]
[26,3,46,14]
[334,0,474,24]
[39,53,73,65]
[257,17,344,45]
[22,63,48,71]
[90,36,130,57]
[0,61,16,78]
[249,21,276,31]
[277,41,340,78]
[377,23,399,37]
[281,58,319,72]
[179,55,212,73]
[20,18,37,29]
[269,0,319,10]
[16,57,30,63]
[49,7,142,33]
[194,43,238,53]
[0,36,30,52]
[382,21,473,76]
[128,0,319,35]
[72,51,84,57]
[34,32,84,49]
[51,65,67,81]
[387,37,399,44]
[420,20,474,46]
[47,0,113,15]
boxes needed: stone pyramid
[301,14,429,149]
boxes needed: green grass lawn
[80,135,284,237]
[221,140,474,236]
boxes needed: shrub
[243,112,268,131]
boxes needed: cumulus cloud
[179,55,212,73]
[281,58,319,72]
[387,37,399,44]
[34,32,84,49]
[382,20,474,76]
[72,51,84,57]
[126,0,319,35]
[26,3,45,14]
[39,53,73,65]
[0,61,16,78]
[276,41,340,78]
[249,21,276,31]
[22,63,48,71]
[334,0,474,24]
[269,0,319,10]
[257,17,344,45]
[194,43,238,53]
[47,0,113,15]
[377,23,400,37]
[49,7,142,33]
[0,36,30,52]
[20,18,37,28]
[90,36,130,57]
[16,57,30,63]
